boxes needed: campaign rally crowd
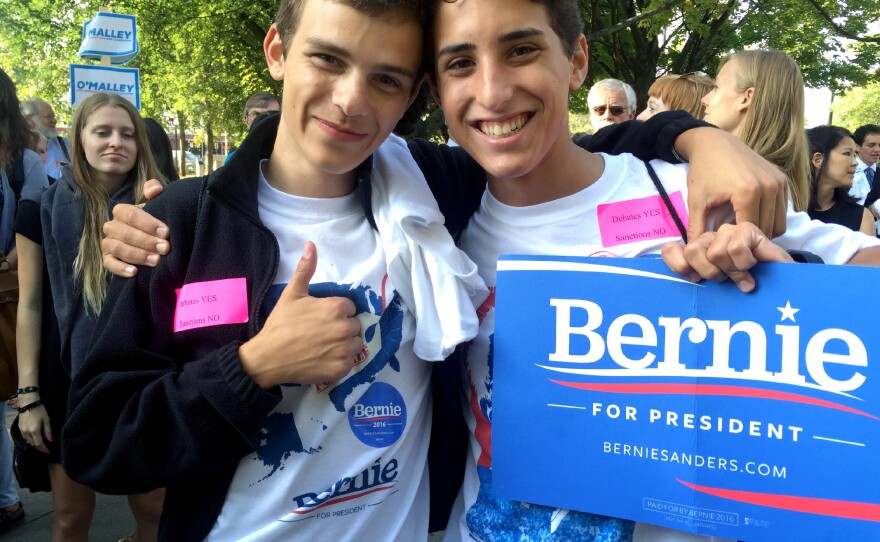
[1,0,879,541]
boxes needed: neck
[816,181,836,210]
[92,170,127,196]
[265,126,357,198]
[486,138,604,207]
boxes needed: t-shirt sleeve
[20,149,49,200]
[12,198,42,244]
[776,203,880,265]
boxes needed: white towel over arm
[371,135,489,361]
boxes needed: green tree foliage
[833,83,880,131]
[578,0,880,113]
[0,0,877,142]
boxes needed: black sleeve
[12,198,42,244]
[62,180,281,494]
[407,139,487,239]
[865,176,880,208]
[578,110,711,163]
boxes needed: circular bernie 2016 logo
[348,382,407,448]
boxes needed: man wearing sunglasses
[588,78,637,131]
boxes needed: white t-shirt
[447,152,880,542]
[208,162,430,541]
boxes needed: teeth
[479,115,527,138]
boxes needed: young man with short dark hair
[425,1,880,540]
[62,1,488,540]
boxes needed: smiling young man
[60,1,491,540]
[425,1,880,541]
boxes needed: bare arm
[859,208,876,237]
[673,127,787,241]
[15,234,52,454]
[847,246,880,266]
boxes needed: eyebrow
[436,27,546,59]
[305,37,416,79]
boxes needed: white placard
[70,64,140,109]
[78,12,138,64]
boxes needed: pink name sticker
[173,278,249,333]
[597,192,688,248]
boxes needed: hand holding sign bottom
[238,242,363,388]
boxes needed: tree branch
[587,0,686,40]
[803,0,880,43]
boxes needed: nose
[108,132,123,148]
[636,108,650,122]
[474,63,513,111]
[701,90,713,108]
[333,73,369,118]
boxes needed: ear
[264,25,286,81]
[738,86,754,113]
[569,35,589,91]
[406,75,427,110]
[811,151,824,169]
[426,74,441,108]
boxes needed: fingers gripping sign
[662,223,794,293]
[238,242,364,389]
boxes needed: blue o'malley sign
[78,12,138,64]
[70,65,140,110]
[492,255,879,541]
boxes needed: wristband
[16,400,43,413]
[16,386,40,395]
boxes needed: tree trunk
[206,123,215,174]
[177,111,187,176]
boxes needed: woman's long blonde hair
[69,92,165,315]
[720,50,811,211]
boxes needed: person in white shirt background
[853,124,880,234]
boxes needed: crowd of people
[1,0,879,541]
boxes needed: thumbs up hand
[239,242,363,388]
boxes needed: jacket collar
[208,112,376,229]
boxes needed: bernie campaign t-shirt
[207,162,430,541]
[447,152,880,542]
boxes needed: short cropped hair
[275,0,432,55]
[588,79,637,114]
[243,92,280,118]
[853,124,880,146]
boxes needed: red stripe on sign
[677,479,880,522]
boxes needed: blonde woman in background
[702,49,811,211]
[14,92,166,542]
[637,72,715,120]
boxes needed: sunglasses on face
[592,105,627,117]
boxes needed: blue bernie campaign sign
[70,65,140,110]
[492,256,880,541]
[78,12,139,64]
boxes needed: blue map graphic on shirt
[252,281,404,481]
[467,466,635,541]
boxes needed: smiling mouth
[476,113,531,138]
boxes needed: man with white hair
[588,78,637,132]
[20,98,70,180]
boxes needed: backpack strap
[57,137,71,162]
[645,161,688,243]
